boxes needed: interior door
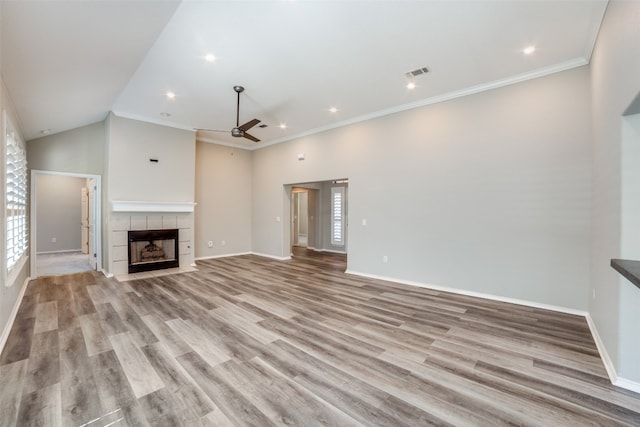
[87,178,97,270]
[81,187,89,253]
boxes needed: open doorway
[30,170,102,277]
[288,179,348,256]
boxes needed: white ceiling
[1,1,607,149]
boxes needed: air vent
[405,67,430,78]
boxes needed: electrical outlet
[383,255,388,263]
[593,289,596,300]
[221,240,226,246]
[51,237,57,243]
[207,241,213,248]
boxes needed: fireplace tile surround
[110,212,195,280]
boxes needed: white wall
[252,66,592,310]
[106,114,196,275]
[590,0,640,385]
[194,141,252,258]
[35,174,86,253]
[107,114,195,203]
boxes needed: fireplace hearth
[128,229,179,273]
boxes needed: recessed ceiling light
[204,53,216,62]
[279,123,287,129]
[166,91,176,99]
[523,45,536,55]
[406,81,416,90]
[329,107,339,113]
[40,129,51,135]
[160,112,171,118]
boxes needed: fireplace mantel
[112,200,196,213]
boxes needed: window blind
[6,125,28,273]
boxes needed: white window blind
[6,119,28,274]
[331,186,344,246]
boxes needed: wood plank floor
[2,248,639,426]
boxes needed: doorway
[292,189,311,247]
[30,170,102,277]
[288,179,348,256]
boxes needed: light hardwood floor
[1,248,639,426]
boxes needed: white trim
[36,249,83,255]
[256,59,589,151]
[251,252,291,261]
[194,252,252,261]
[311,248,347,255]
[614,377,640,394]
[111,200,196,213]
[111,110,196,133]
[0,275,30,355]
[585,313,640,394]
[585,313,618,384]
[345,269,588,316]
[101,269,113,278]
[30,170,103,276]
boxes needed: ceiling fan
[197,85,262,142]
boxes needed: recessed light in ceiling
[160,112,171,118]
[406,81,416,90]
[40,129,51,135]
[204,53,216,62]
[329,107,339,113]
[166,91,176,99]
[279,123,287,129]
[523,45,536,55]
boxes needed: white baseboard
[347,269,640,394]
[36,249,83,255]
[585,313,640,394]
[311,248,347,255]
[346,269,587,316]
[614,377,640,394]
[0,276,30,356]
[195,252,252,261]
[251,252,291,261]
[585,313,618,384]
[101,269,113,278]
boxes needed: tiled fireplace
[109,201,195,278]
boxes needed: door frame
[30,170,103,276]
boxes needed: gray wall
[35,174,86,253]
[590,0,640,385]
[252,66,592,311]
[194,141,252,258]
[27,121,105,175]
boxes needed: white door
[87,178,97,270]
[81,187,89,253]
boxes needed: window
[331,186,345,246]
[5,112,28,277]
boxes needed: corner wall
[590,0,640,386]
[252,66,592,310]
[194,141,252,259]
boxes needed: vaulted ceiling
[1,1,608,149]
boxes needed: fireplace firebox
[128,229,179,273]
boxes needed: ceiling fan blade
[238,118,260,132]
[243,132,260,143]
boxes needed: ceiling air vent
[405,67,430,79]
